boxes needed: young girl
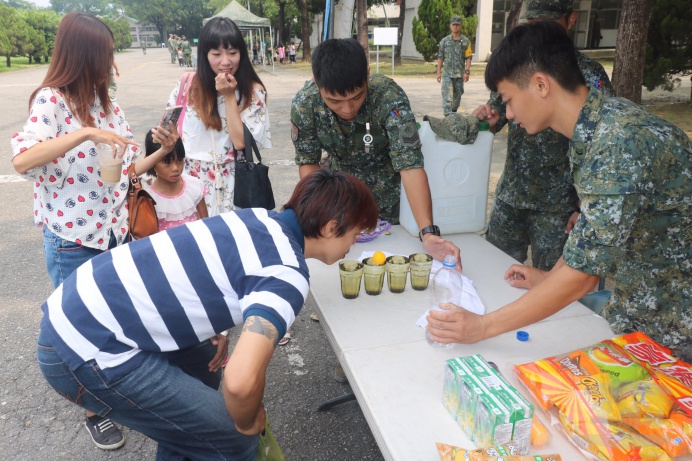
[143,130,208,231]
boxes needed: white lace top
[146,174,207,231]
[167,81,272,164]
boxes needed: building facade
[313,0,623,62]
[119,15,162,49]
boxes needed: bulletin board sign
[374,27,398,46]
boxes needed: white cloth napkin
[416,259,486,328]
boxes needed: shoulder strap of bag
[128,164,142,191]
[175,72,195,135]
[241,124,262,164]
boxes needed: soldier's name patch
[291,122,299,142]
[399,122,420,147]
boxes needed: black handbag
[233,124,275,210]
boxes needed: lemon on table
[372,251,386,265]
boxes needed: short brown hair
[284,169,378,238]
[31,13,114,127]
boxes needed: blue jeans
[37,328,257,460]
[42,227,119,288]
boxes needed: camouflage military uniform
[438,34,472,116]
[486,51,613,270]
[168,37,177,64]
[168,37,178,64]
[291,74,423,223]
[181,39,192,67]
[564,88,692,362]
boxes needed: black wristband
[419,225,441,241]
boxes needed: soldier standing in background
[436,16,473,116]
[140,38,147,55]
[181,35,192,67]
[168,34,177,64]
[472,0,613,272]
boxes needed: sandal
[309,313,320,322]
[278,328,293,346]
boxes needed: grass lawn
[0,56,47,73]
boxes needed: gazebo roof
[204,0,271,28]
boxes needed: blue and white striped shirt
[41,209,309,379]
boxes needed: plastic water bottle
[426,255,463,348]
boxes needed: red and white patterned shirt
[11,87,141,250]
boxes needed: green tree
[411,0,477,62]
[0,3,33,66]
[51,0,114,15]
[169,0,214,39]
[121,0,173,45]
[0,27,11,59]
[612,0,653,103]
[643,0,692,101]
[3,0,38,10]
[102,17,132,50]
[21,9,61,63]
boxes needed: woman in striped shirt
[37,170,378,460]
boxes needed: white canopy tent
[204,0,274,70]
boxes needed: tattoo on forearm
[243,316,280,346]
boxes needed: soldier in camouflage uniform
[436,16,473,116]
[473,0,614,271]
[291,38,461,266]
[168,34,177,64]
[428,21,691,363]
[180,35,192,67]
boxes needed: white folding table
[307,226,619,460]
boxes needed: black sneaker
[84,415,125,450]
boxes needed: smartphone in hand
[160,105,183,128]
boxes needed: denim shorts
[43,225,109,288]
[42,227,115,288]
[37,328,257,460]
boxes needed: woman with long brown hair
[169,17,271,217]
[11,12,177,450]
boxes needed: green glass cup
[409,253,433,291]
[385,255,410,293]
[361,257,386,295]
[339,260,364,299]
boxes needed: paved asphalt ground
[0,47,505,461]
[2,46,689,461]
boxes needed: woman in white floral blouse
[169,17,272,217]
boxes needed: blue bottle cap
[517,330,529,342]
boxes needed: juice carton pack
[444,357,515,448]
[460,355,534,454]
[443,358,482,437]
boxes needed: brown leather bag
[127,165,159,239]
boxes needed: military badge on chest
[363,122,373,153]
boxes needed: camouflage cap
[521,0,573,19]
[424,114,479,145]
[450,16,462,25]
